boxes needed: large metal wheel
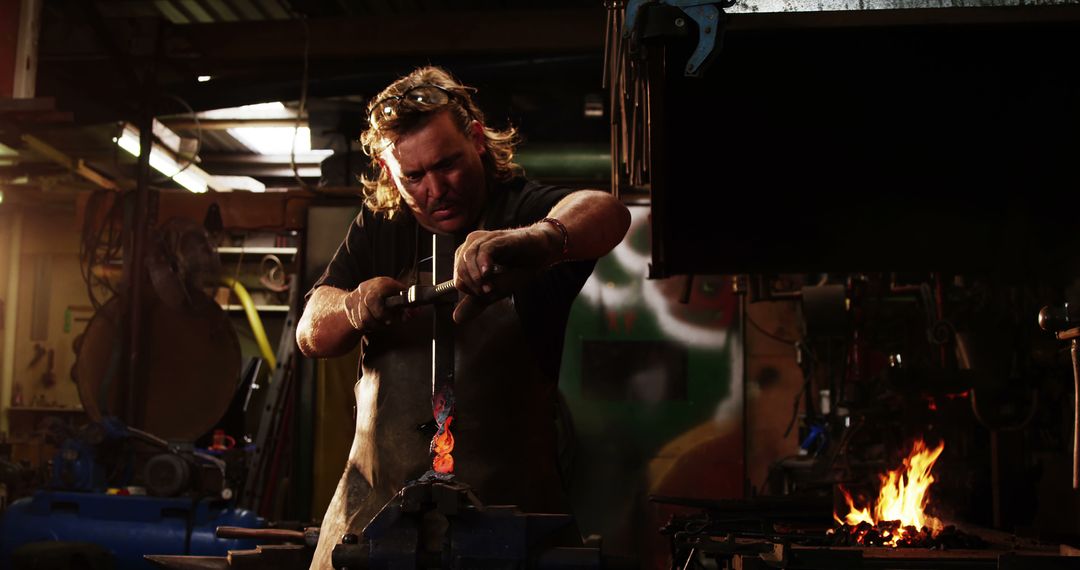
[74,294,241,441]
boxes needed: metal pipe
[125,28,159,429]
[740,283,749,496]
[1050,326,1080,490]
[1,210,24,433]
[125,115,152,428]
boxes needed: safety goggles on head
[369,84,458,126]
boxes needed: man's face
[379,110,488,235]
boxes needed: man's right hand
[342,277,408,332]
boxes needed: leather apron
[310,281,570,568]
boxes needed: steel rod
[1072,339,1080,489]
[431,234,456,474]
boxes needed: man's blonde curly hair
[359,67,523,217]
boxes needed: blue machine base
[0,491,265,569]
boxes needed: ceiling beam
[162,117,304,129]
[164,52,601,112]
[202,163,321,177]
[21,134,122,190]
[65,0,144,93]
[199,153,325,177]
[177,8,605,62]
[201,152,325,164]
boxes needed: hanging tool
[622,0,735,77]
[1039,303,1080,489]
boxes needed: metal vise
[331,477,600,569]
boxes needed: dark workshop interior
[3,0,1080,568]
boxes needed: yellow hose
[222,277,277,370]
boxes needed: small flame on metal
[431,391,455,474]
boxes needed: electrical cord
[828,415,866,471]
[782,342,819,439]
[79,190,125,310]
[258,254,290,293]
[970,387,1039,432]
[783,380,808,439]
[127,425,227,477]
[78,193,102,309]
[290,17,314,191]
[156,92,202,184]
[757,453,808,496]
[746,312,799,345]
[108,92,204,191]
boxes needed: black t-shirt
[309,177,596,379]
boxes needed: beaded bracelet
[540,217,569,256]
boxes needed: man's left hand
[452,223,562,323]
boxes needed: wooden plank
[179,9,605,62]
[0,96,55,112]
[0,96,54,112]
[20,135,121,191]
[0,0,18,98]
[3,110,74,124]
[144,555,229,569]
[155,189,312,230]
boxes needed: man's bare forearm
[296,286,362,358]
[546,190,631,263]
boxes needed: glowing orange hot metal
[432,416,455,474]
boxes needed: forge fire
[833,439,948,547]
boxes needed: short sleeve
[482,179,580,231]
[306,213,374,300]
[511,183,578,225]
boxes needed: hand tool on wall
[1039,304,1080,489]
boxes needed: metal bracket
[623,0,733,77]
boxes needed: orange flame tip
[835,438,945,547]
